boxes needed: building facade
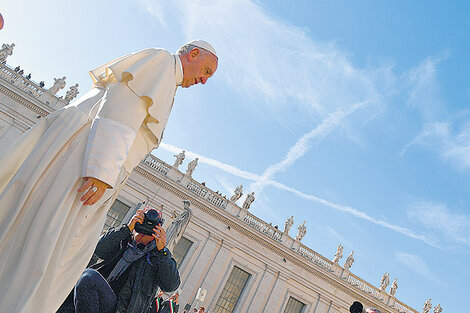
[0,45,420,313]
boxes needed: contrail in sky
[249,101,368,194]
[158,142,436,248]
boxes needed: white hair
[176,44,217,59]
[176,44,197,56]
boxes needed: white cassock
[0,48,183,313]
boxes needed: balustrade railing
[243,214,283,241]
[186,180,228,209]
[0,63,44,98]
[347,273,383,301]
[297,245,334,272]
[138,154,417,313]
[142,154,170,176]
[393,299,418,313]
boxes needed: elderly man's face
[180,48,218,88]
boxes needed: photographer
[57,208,180,313]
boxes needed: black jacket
[90,225,180,313]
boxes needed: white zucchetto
[183,39,217,58]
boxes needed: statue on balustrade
[0,43,15,63]
[166,200,193,252]
[242,192,255,210]
[295,221,306,241]
[48,76,66,94]
[423,298,432,313]
[26,73,31,80]
[64,83,79,103]
[333,243,343,264]
[186,158,198,177]
[283,216,294,235]
[173,150,185,168]
[380,272,389,291]
[344,250,354,270]
[433,304,442,313]
[230,185,243,202]
[389,278,398,296]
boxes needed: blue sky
[2,0,469,311]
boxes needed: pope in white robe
[0,40,218,313]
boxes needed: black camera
[134,209,164,236]
[350,301,363,313]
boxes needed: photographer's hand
[128,209,145,232]
[152,225,167,251]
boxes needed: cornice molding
[0,82,51,117]
[134,165,396,312]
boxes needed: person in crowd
[57,208,180,313]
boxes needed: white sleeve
[82,82,148,188]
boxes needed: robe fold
[0,48,182,313]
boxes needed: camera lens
[146,209,159,224]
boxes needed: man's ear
[188,48,200,62]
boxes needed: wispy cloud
[403,121,470,171]
[140,0,382,117]
[403,54,447,121]
[395,252,444,286]
[143,0,446,249]
[158,143,436,247]
[250,101,368,194]
[408,201,470,247]
[268,180,437,247]
[159,143,261,181]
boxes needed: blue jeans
[57,269,117,313]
